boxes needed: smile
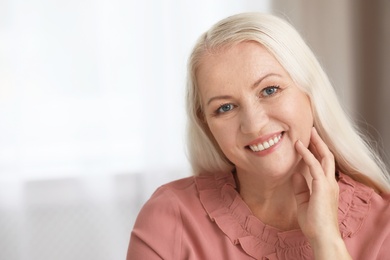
[248,133,283,152]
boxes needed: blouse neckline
[195,171,373,259]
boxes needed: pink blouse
[127,172,390,259]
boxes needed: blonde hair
[186,12,390,192]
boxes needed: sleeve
[126,187,183,260]
[377,232,390,258]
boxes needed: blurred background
[0,0,389,259]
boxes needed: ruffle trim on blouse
[195,171,373,260]
[337,173,373,238]
[195,172,311,259]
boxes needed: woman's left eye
[261,86,280,97]
[216,103,235,114]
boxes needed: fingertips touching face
[308,127,336,179]
[295,140,321,168]
[308,142,319,160]
[310,128,330,157]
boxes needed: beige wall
[272,0,390,165]
[353,1,390,161]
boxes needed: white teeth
[249,133,282,152]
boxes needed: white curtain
[0,1,270,259]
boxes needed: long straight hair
[186,12,390,192]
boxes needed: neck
[235,162,311,231]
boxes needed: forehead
[196,41,287,97]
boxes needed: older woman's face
[197,41,313,177]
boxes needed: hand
[292,127,351,259]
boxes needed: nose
[240,103,269,135]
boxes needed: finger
[310,128,329,158]
[308,142,319,160]
[292,173,310,208]
[310,128,335,179]
[295,139,323,180]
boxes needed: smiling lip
[247,132,284,152]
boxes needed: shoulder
[338,172,390,237]
[138,176,198,222]
[127,176,197,259]
[151,176,198,205]
[338,173,390,258]
[338,173,390,226]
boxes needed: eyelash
[213,85,281,116]
[214,103,236,115]
[260,85,280,97]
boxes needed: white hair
[186,12,390,192]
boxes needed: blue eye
[261,86,280,97]
[217,103,234,114]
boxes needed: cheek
[281,95,313,140]
[207,121,236,151]
[296,102,313,145]
[291,100,313,125]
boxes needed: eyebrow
[206,95,233,106]
[251,73,280,89]
[206,73,280,106]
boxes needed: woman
[127,13,390,259]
